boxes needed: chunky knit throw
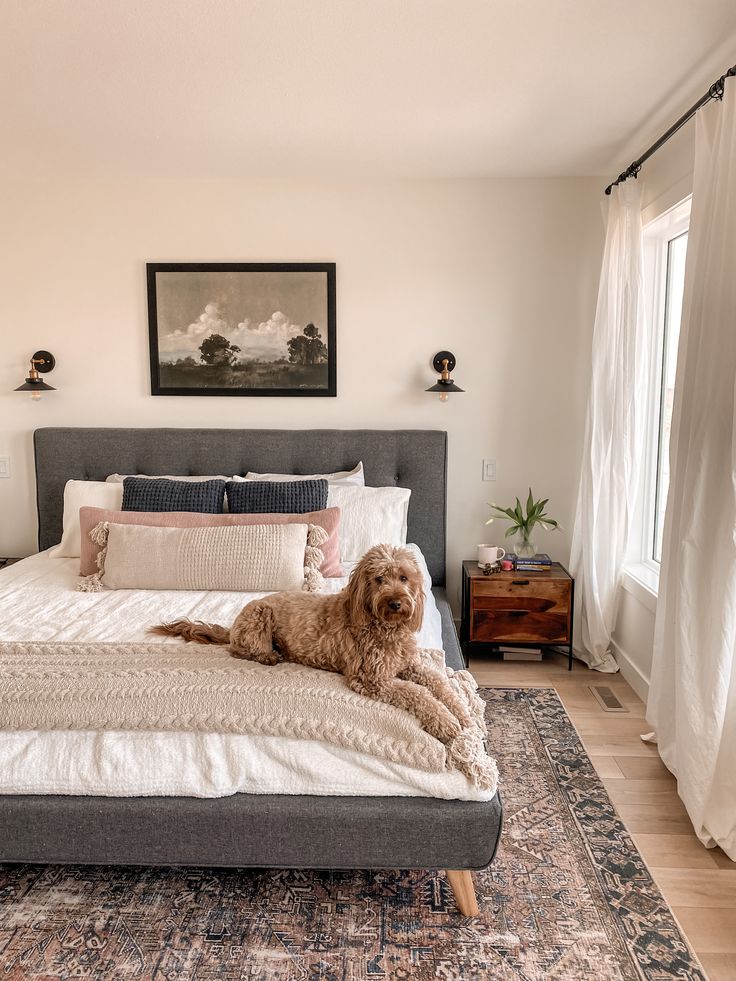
[0,643,497,792]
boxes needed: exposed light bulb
[30,390,43,402]
[439,392,449,403]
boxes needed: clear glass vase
[514,533,536,559]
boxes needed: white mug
[477,544,506,567]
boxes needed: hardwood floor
[469,650,736,980]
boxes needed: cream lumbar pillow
[49,480,124,558]
[232,462,365,486]
[77,522,327,593]
[326,485,411,563]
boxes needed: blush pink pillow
[78,506,344,578]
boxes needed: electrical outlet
[0,456,9,479]
[482,459,496,481]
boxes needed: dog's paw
[257,652,281,666]
[426,713,462,744]
[228,646,251,660]
[453,707,472,728]
[229,646,279,665]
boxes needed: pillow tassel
[88,521,110,547]
[76,573,104,593]
[77,521,109,592]
[303,524,326,592]
[306,524,329,548]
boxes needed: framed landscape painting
[147,263,336,397]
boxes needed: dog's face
[346,545,424,631]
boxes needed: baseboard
[610,638,650,703]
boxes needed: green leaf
[488,504,516,520]
[505,525,519,538]
[526,488,535,518]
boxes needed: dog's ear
[344,558,373,627]
[407,578,425,633]
[401,553,425,633]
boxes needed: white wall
[612,577,658,701]
[0,177,602,607]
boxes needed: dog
[151,544,471,744]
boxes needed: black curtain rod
[604,63,736,195]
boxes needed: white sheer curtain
[647,79,736,860]
[569,182,648,672]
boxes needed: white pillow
[232,462,365,486]
[327,484,411,563]
[403,543,433,594]
[106,473,230,483]
[49,480,123,557]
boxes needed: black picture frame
[147,262,336,397]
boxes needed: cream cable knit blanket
[0,642,497,792]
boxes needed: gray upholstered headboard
[33,428,448,585]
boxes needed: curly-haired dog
[151,544,471,744]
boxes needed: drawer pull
[508,610,530,617]
[511,579,530,586]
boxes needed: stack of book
[500,646,543,661]
[511,552,552,572]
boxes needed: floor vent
[589,686,628,712]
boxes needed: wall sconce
[426,351,464,402]
[14,351,56,401]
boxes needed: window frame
[627,196,691,589]
[651,228,688,563]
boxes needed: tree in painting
[198,333,242,366]
[287,323,328,365]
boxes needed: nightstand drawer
[470,608,570,644]
[471,577,571,613]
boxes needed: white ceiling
[2,0,735,180]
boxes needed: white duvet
[0,549,491,801]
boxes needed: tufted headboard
[33,428,448,585]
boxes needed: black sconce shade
[15,379,56,392]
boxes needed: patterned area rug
[0,688,704,980]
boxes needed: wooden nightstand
[461,560,574,669]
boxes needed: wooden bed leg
[445,869,479,916]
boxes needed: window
[636,198,691,575]
[652,230,687,561]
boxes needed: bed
[0,427,503,915]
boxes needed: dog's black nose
[389,600,402,611]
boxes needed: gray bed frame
[0,428,502,915]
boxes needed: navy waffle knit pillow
[226,479,328,515]
[122,477,226,513]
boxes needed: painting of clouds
[147,263,336,396]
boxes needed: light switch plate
[482,459,496,481]
[0,456,10,478]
